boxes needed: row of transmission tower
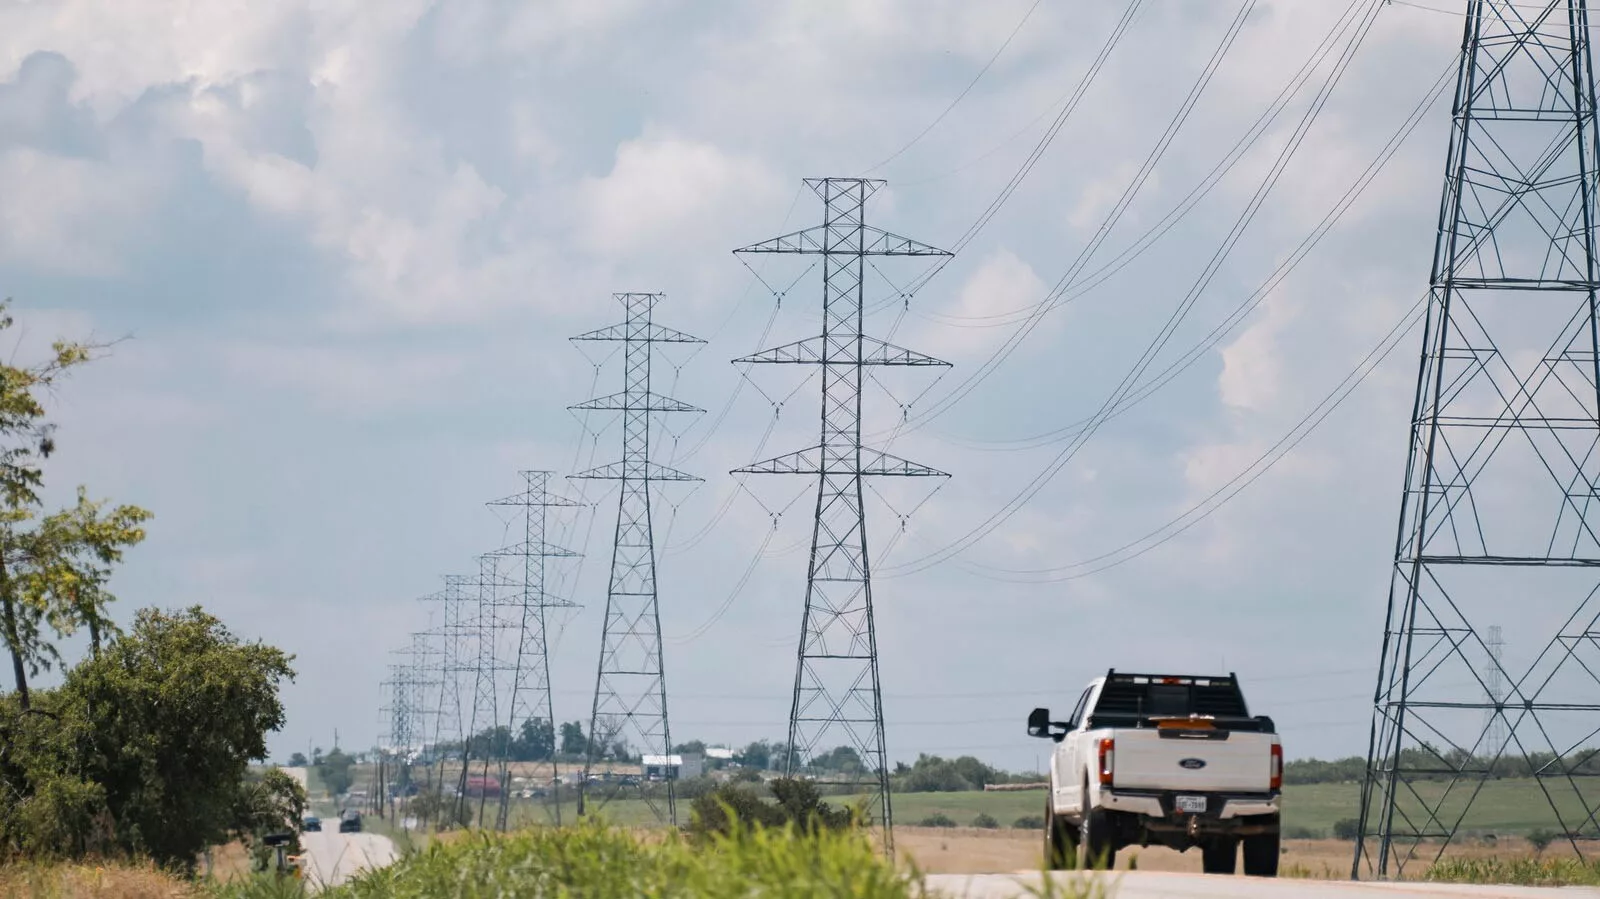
[366,179,948,849]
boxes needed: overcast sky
[0,0,1491,769]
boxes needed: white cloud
[579,133,782,256]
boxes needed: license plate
[1176,795,1207,813]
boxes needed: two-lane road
[283,766,398,890]
[297,829,398,890]
[927,872,1600,898]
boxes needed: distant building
[640,752,704,780]
[705,747,735,763]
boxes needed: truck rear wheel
[1200,839,1237,875]
[1043,802,1077,870]
[1242,829,1280,877]
[1077,796,1115,871]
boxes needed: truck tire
[1077,787,1116,871]
[1242,829,1280,877]
[1201,839,1237,875]
[1043,802,1077,870]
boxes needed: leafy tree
[287,751,309,768]
[0,606,295,869]
[560,720,587,756]
[318,747,354,796]
[811,745,863,773]
[736,740,773,770]
[513,717,555,761]
[673,739,708,756]
[234,767,306,871]
[0,309,150,709]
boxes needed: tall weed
[1426,855,1600,886]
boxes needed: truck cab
[1027,670,1282,876]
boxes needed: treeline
[1285,749,1600,785]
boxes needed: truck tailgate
[1112,729,1274,792]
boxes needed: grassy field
[471,778,1600,837]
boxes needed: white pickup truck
[1027,670,1282,876]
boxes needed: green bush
[1013,815,1045,830]
[972,813,1000,829]
[1332,818,1361,841]
[1526,828,1560,853]
[917,813,958,828]
[687,777,856,841]
[319,818,924,898]
[1284,825,1326,840]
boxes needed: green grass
[435,778,1599,841]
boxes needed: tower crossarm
[736,335,950,367]
[734,224,952,257]
[570,391,705,413]
[734,445,949,478]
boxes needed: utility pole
[571,292,703,826]
[488,471,580,830]
[1355,0,1600,878]
[733,178,951,854]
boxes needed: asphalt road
[297,829,399,890]
[925,872,1600,898]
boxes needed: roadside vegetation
[0,305,302,877]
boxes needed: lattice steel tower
[571,292,703,825]
[487,471,580,829]
[1356,0,1600,877]
[734,178,950,851]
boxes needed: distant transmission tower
[734,178,950,852]
[462,553,517,828]
[1355,0,1600,878]
[571,292,703,825]
[488,471,580,830]
[420,574,473,830]
[1482,626,1507,758]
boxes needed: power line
[882,0,1388,578]
[859,0,1048,175]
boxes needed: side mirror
[1027,707,1051,738]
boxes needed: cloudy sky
[0,0,1497,769]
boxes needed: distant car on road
[302,815,321,832]
[338,810,362,833]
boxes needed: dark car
[338,810,362,833]
[302,815,322,832]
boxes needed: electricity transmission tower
[420,574,474,829]
[462,553,518,828]
[734,178,951,851]
[571,292,703,825]
[1356,0,1600,877]
[381,634,435,822]
[1483,626,1507,758]
[487,471,580,830]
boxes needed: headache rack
[1085,669,1275,733]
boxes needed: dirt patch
[895,829,1572,878]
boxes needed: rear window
[1092,676,1249,719]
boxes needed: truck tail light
[1098,738,1115,786]
[1270,742,1283,790]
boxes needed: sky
[0,0,1502,770]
